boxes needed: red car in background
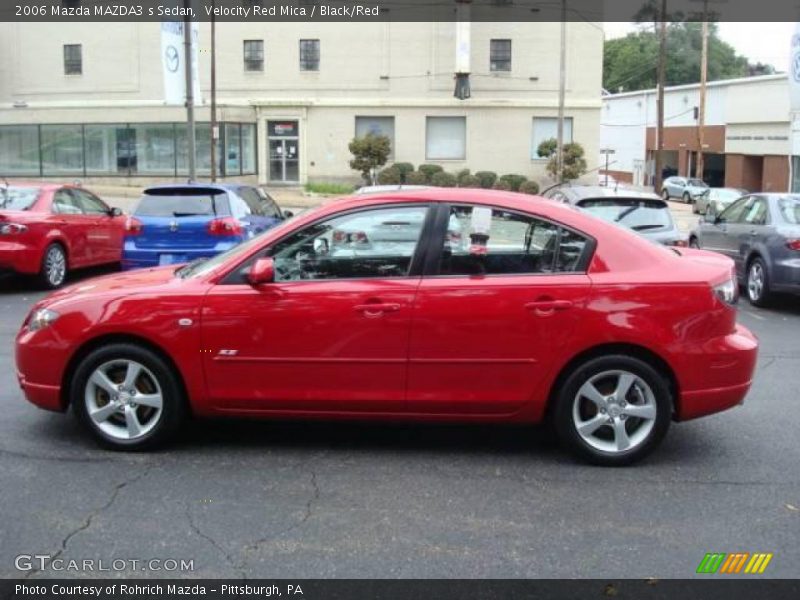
[0,182,126,288]
[15,189,758,465]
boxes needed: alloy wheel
[84,359,164,440]
[748,261,765,303]
[572,370,657,454]
[45,246,66,287]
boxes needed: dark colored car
[122,183,287,270]
[690,193,800,306]
[545,185,686,247]
[0,182,126,288]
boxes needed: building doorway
[267,120,299,183]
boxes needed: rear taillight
[670,239,688,247]
[0,223,28,235]
[207,217,243,236]
[786,239,800,251]
[124,217,142,236]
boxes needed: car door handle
[525,299,573,312]
[354,303,401,316]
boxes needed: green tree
[349,133,391,183]
[603,22,773,93]
[538,137,587,182]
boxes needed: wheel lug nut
[118,385,124,391]
[600,408,606,414]
[607,418,614,424]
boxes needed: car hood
[42,265,184,306]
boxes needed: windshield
[687,179,707,187]
[0,186,40,211]
[135,192,225,217]
[710,189,740,202]
[578,198,673,231]
[777,196,800,224]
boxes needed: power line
[601,107,695,128]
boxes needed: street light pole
[556,0,567,182]
[183,0,196,182]
[654,0,667,192]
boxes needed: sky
[603,22,794,72]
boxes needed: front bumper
[676,324,758,421]
[16,324,68,412]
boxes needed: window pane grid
[243,40,264,71]
[299,39,320,71]
[63,44,82,75]
[490,39,511,72]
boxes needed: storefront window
[84,125,127,175]
[241,124,256,174]
[0,125,40,176]
[177,123,213,177]
[41,125,83,175]
[131,123,176,175]
[225,123,242,176]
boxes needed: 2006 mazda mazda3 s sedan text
[15,189,758,465]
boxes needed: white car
[661,176,709,203]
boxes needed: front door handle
[354,303,401,317]
[525,299,573,313]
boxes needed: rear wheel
[554,355,672,466]
[746,257,771,307]
[71,343,186,451]
[682,192,692,204]
[661,188,670,201]
[39,243,67,289]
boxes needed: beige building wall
[0,21,603,185]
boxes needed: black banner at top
[3,0,800,23]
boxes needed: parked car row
[0,181,287,288]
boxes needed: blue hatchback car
[122,184,287,270]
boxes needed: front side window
[52,190,84,215]
[299,39,320,71]
[438,205,589,276]
[72,189,109,215]
[719,196,750,223]
[64,44,82,75]
[490,39,512,71]
[426,117,466,160]
[243,40,264,71]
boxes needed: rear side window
[237,187,281,219]
[135,191,227,217]
[437,205,590,276]
[0,186,40,211]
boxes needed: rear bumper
[121,241,239,270]
[0,241,39,274]
[676,324,758,421]
[770,257,800,294]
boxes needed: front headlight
[713,274,739,305]
[27,308,60,331]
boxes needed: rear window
[135,191,228,217]
[0,186,40,211]
[578,198,673,231]
[778,197,800,224]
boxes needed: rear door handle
[354,303,401,316]
[525,299,573,312]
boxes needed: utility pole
[183,0,196,182]
[696,3,709,181]
[210,0,217,182]
[654,0,667,192]
[556,0,567,182]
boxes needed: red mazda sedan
[0,182,126,288]
[15,189,758,465]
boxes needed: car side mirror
[283,210,294,219]
[248,257,275,286]
[109,207,123,217]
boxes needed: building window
[355,117,395,159]
[0,125,40,176]
[299,39,320,71]
[426,117,466,160]
[41,125,84,176]
[531,117,573,159]
[490,39,512,72]
[63,44,82,75]
[243,40,264,72]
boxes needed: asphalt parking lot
[1,201,798,580]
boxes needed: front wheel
[71,343,186,451]
[554,356,672,466]
[682,192,692,204]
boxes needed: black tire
[71,343,186,451]
[553,355,672,466]
[745,256,771,308]
[682,192,692,204]
[661,188,670,201]
[689,236,701,249]
[39,243,67,289]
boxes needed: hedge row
[376,165,539,194]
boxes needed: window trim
[218,202,436,285]
[243,39,264,72]
[490,39,512,72]
[299,39,320,71]
[422,203,596,278]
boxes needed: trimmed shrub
[492,180,512,191]
[498,174,528,192]
[377,166,402,185]
[518,180,540,195]
[458,174,481,188]
[418,164,444,182]
[404,170,428,185]
[393,162,415,178]
[475,171,498,189]
[349,133,391,183]
[455,168,472,185]
[431,171,457,187]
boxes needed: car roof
[550,185,661,203]
[356,185,431,194]
[143,182,253,194]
